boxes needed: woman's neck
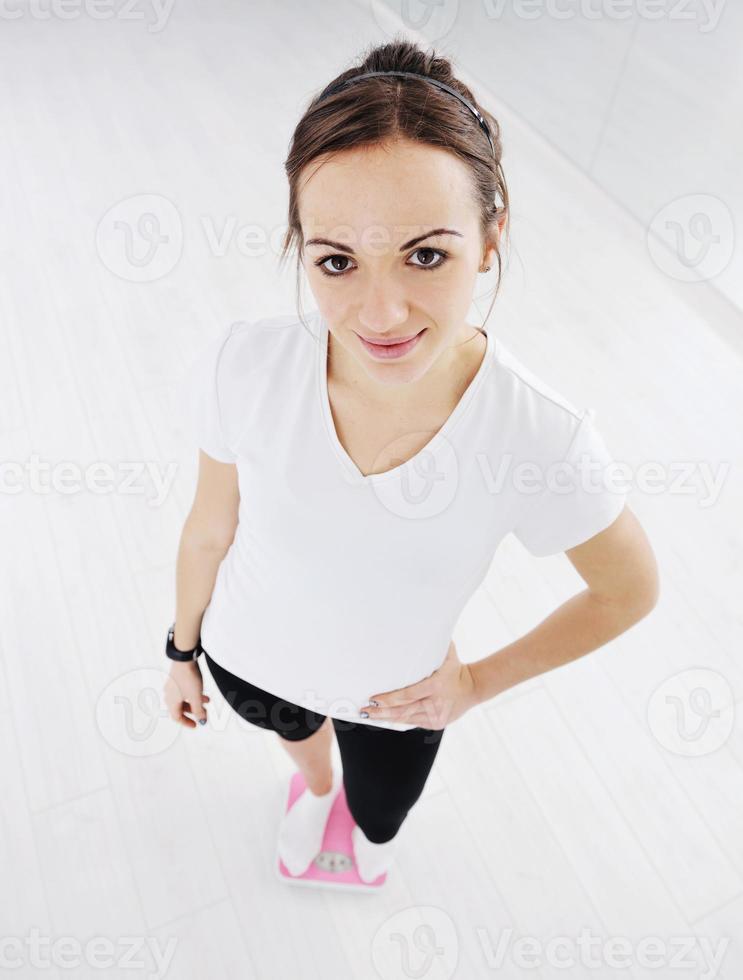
[327,324,487,412]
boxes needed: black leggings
[203,649,445,843]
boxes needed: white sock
[278,765,342,876]
[351,823,398,883]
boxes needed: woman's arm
[173,450,239,649]
[165,451,240,730]
[470,504,659,704]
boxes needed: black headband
[316,70,496,158]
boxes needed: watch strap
[166,622,202,661]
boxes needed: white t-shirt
[178,309,627,731]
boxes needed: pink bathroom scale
[276,770,388,891]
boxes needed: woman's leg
[203,649,333,793]
[203,649,342,874]
[277,715,334,795]
[332,720,445,843]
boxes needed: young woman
[164,39,659,885]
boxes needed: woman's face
[299,139,498,389]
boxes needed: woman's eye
[315,248,448,278]
[318,255,355,277]
[408,247,447,270]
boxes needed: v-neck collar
[315,312,495,486]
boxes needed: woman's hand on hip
[362,639,479,730]
[164,661,211,729]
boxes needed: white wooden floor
[1,4,741,979]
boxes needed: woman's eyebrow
[304,228,463,254]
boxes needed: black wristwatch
[166,622,203,662]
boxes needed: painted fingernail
[369,700,380,707]
[359,711,369,718]
[198,718,206,725]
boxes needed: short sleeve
[511,407,628,557]
[179,325,238,464]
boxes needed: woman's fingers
[164,666,209,729]
[178,703,198,728]
[182,699,209,726]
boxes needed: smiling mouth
[355,329,427,360]
[356,329,424,346]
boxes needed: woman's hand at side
[164,661,211,728]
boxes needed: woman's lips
[356,329,426,360]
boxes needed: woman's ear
[481,214,507,270]
[481,243,497,272]
[494,213,508,243]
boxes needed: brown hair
[280,37,510,336]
